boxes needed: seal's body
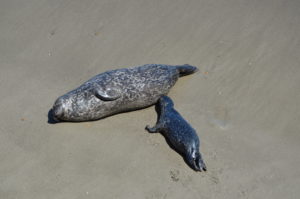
[146,96,206,171]
[52,64,197,122]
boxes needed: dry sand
[1,0,300,198]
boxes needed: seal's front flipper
[145,124,162,133]
[93,86,121,101]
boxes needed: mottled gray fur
[52,64,197,122]
[146,96,206,171]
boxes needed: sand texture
[0,0,299,198]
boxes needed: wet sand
[0,0,299,198]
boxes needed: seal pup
[146,95,206,172]
[51,64,198,122]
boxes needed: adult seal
[146,95,206,171]
[51,64,198,122]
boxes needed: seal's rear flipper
[196,153,207,172]
[185,152,207,172]
[176,64,198,77]
[93,86,121,101]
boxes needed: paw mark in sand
[94,32,100,36]
[170,170,180,182]
[146,193,167,199]
[84,123,92,127]
[210,175,219,184]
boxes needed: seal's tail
[175,64,198,77]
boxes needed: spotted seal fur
[146,95,206,171]
[51,64,198,122]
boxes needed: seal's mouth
[52,112,61,122]
[50,97,66,122]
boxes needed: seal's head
[51,91,95,122]
[51,86,121,122]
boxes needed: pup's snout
[159,95,169,103]
[158,95,174,107]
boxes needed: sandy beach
[1,0,299,198]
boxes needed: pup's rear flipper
[176,64,198,77]
[185,152,207,172]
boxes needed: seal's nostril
[48,109,61,124]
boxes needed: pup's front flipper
[145,124,163,133]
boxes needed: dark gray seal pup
[51,64,198,122]
[146,95,206,172]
